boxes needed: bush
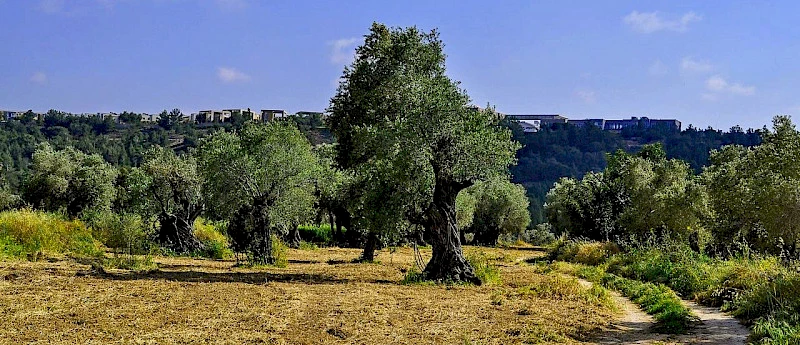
[298,224,333,244]
[522,223,556,246]
[194,218,232,259]
[0,209,102,258]
[85,211,148,254]
[269,235,288,268]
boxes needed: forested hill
[504,120,763,224]
[0,110,331,188]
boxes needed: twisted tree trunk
[286,224,302,249]
[157,212,203,254]
[359,232,379,262]
[423,179,480,285]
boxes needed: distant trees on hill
[506,120,762,225]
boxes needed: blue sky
[1,0,798,130]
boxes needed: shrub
[522,223,556,246]
[85,211,148,254]
[269,235,288,268]
[298,224,333,244]
[194,218,232,259]
[0,209,102,258]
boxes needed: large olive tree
[23,143,117,217]
[141,147,205,254]
[198,122,318,265]
[328,23,519,283]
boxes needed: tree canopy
[327,23,519,283]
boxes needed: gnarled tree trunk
[286,224,302,249]
[250,201,275,265]
[359,232,379,262]
[423,179,480,285]
[157,212,203,254]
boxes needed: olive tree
[328,23,519,283]
[198,122,318,265]
[23,143,117,217]
[141,147,204,254]
[466,179,531,246]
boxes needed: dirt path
[577,279,749,345]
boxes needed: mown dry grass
[0,246,617,344]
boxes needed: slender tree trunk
[423,179,480,285]
[157,212,203,254]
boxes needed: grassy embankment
[548,239,800,344]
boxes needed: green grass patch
[0,209,102,259]
[299,241,318,250]
[103,254,158,272]
[466,251,502,285]
[194,218,233,260]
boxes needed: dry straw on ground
[0,246,618,344]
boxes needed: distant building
[569,119,606,128]
[261,109,286,122]
[505,114,568,126]
[518,121,540,133]
[603,117,681,131]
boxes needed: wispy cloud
[680,57,713,73]
[623,11,702,34]
[328,38,359,65]
[217,67,250,83]
[704,75,755,98]
[30,71,47,84]
[648,59,668,76]
[576,90,596,103]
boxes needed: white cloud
[30,71,47,84]
[576,90,596,103]
[217,67,250,83]
[648,59,668,76]
[680,57,713,73]
[329,38,359,65]
[623,11,702,34]
[704,75,755,97]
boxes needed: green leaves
[23,143,117,217]
[197,121,319,233]
[327,23,520,236]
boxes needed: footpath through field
[577,278,749,345]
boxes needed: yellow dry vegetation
[0,246,618,344]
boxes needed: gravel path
[577,279,750,345]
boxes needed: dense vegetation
[508,121,762,224]
[543,116,800,343]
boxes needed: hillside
[505,121,762,224]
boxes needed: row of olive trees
[12,121,320,264]
[545,115,800,258]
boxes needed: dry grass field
[0,246,619,344]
